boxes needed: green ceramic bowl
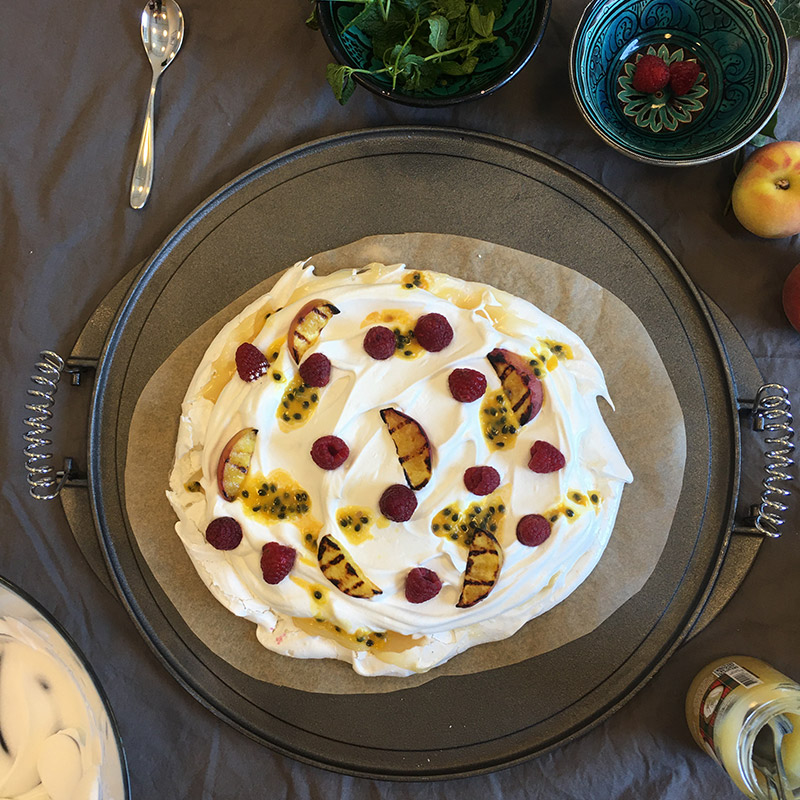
[317,0,551,107]
[570,0,789,165]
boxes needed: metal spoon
[752,714,795,800]
[129,0,184,209]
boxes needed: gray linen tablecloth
[2,2,798,797]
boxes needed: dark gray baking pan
[25,127,792,779]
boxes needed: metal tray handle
[23,350,90,500]
[735,384,794,538]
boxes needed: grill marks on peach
[380,408,432,490]
[456,529,503,608]
[288,300,340,363]
[495,361,531,419]
[317,535,382,598]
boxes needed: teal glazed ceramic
[570,0,789,165]
[317,0,551,107]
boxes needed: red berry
[205,517,243,550]
[448,368,487,402]
[363,326,396,360]
[310,436,350,470]
[235,342,269,382]
[632,54,670,93]
[379,484,417,522]
[414,313,453,352]
[669,60,700,95]
[528,441,566,473]
[516,514,551,547]
[299,352,331,387]
[463,465,501,495]
[405,567,443,603]
[260,542,296,584]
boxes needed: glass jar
[686,656,800,799]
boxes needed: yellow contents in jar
[239,470,321,543]
[686,656,800,798]
[360,309,424,359]
[277,377,320,429]
[335,506,375,545]
[431,492,507,546]
[480,391,520,451]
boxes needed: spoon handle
[129,72,160,210]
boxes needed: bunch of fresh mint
[307,0,504,104]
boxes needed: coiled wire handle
[746,384,794,538]
[23,351,70,500]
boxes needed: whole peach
[731,141,800,239]
[782,262,800,333]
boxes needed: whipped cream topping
[168,262,632,676]
[0,617,104,800]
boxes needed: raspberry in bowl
[569,0,788,165]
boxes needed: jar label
[696,661,762,760]
[712,662,762,689]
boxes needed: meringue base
[125,233,685,693]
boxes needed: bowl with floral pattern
[569,0,788,166]
[317,0,551,107]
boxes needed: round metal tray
[56,128,767,779]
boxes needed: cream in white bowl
[168,261,632,676]
[0,584,126,800]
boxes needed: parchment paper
[124,233,686,694]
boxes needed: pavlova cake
[167,261,633,677]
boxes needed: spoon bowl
[129,0,185,209]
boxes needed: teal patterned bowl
[570,0,788,165]
[317,0,551,107]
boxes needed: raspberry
[260,542,296,584]
[448,368,487,403]
[528,440,566,473]
[463,465,501,495]
[310,436,350,470]
[299,352,331,387]
[205,517,243,550]
[363,326,396,360]
[669,60,700,95]
[379,484,417,522]
[405,567,443,604]
[414,313,453,352]
[516,514,551,547]
[632,54,670,93]
[235,342,269,382]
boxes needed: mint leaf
[773,0,800,37]
[438,0,468,20]
[401,55,439,91]
[469,3,495,36]
[477,0,503,16]
[345,0,383,33]
[305,3,319,30]
[428,15,450,50]
[326,63,357,105]
[438,55,479,74]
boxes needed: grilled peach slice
[379,408,432,490]
[288,299,340,363]
[216,427,258,501]
[456,529,503,608]
[317,535,382,598]
[487,348,543,426]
